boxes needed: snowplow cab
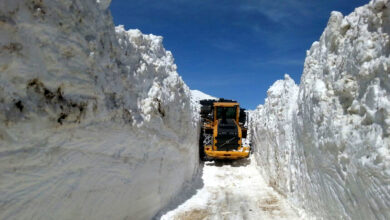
[199,99,250,160]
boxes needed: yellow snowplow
[199,99,250,160]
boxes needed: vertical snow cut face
[0,0,198,219]
[250,74,300,199]
[250,0,390,219]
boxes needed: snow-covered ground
[0,0,199,219]
[161,156,309,220]
[250,0,390,219]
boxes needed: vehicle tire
[239,108,246,124]
[199,129,206,161]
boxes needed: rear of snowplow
[199,99,250,161]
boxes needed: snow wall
[250,0,390,219]
[0,0,200,219]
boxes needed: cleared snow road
[161,156,309,220]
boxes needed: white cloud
[238,0,322,25]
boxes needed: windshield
[216,107,237,120]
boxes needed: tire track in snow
[161,156,312,220]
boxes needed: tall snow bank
[250,75,300,196]
[251,0,390,219]
[0,0,198,219]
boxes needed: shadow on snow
[152,162,205,219]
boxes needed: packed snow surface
[161,156,309,220]
[0,0,198,219]
[250,0,390,219]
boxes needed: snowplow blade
[205,147,250,160]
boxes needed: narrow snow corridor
[161,156,309,220]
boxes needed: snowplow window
[216,107,236,120]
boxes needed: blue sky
[110,0,369,109]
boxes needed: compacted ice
[0,0,199,219]
[250,0,390,219]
